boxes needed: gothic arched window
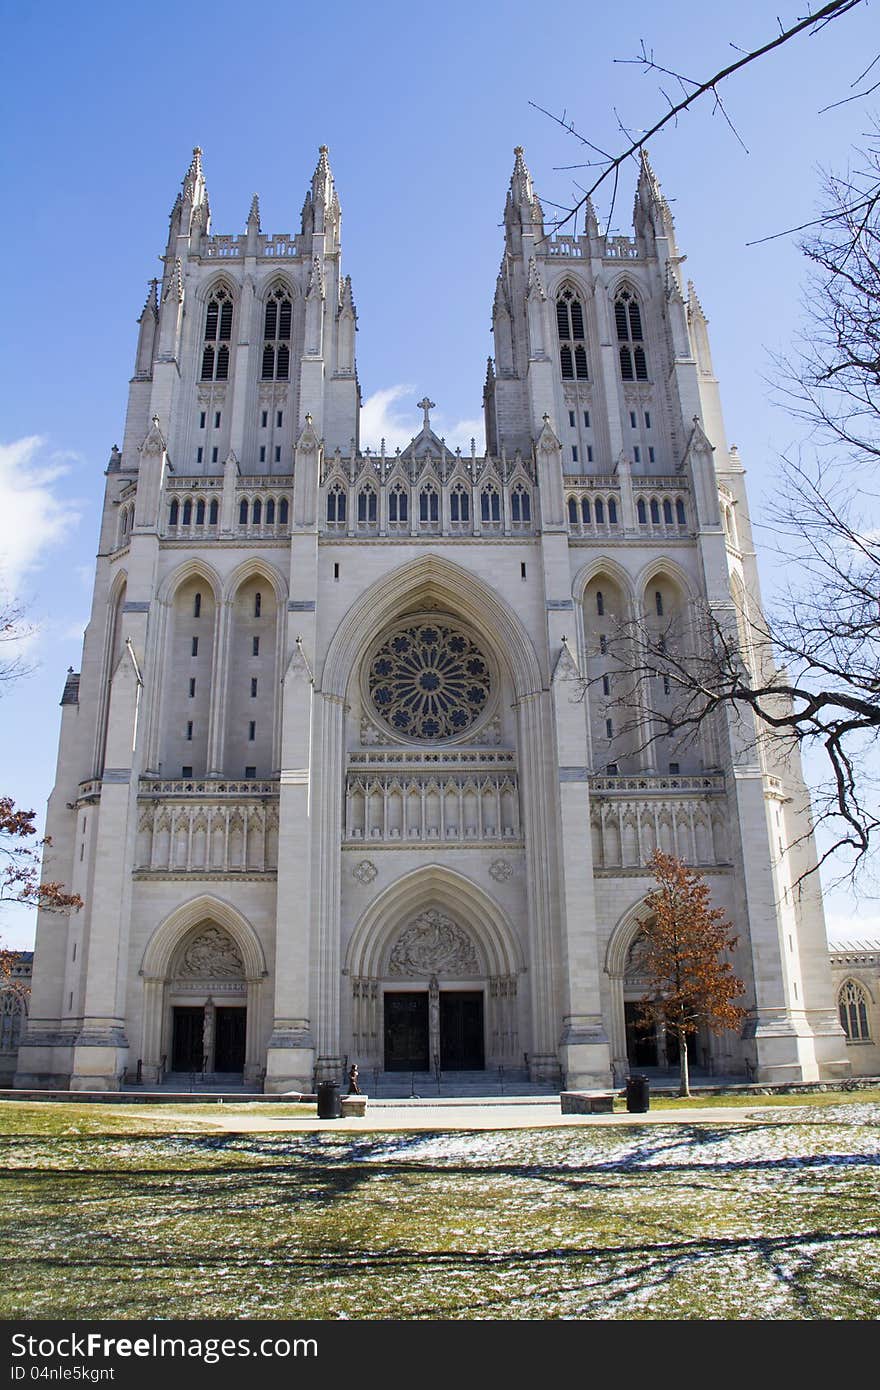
[252,498,262,526]
[450,485,470,524]
[239,498,249,526]
[279,498,289,525]
[637,498,647,525]
[182,499,192,525]
[663,499,673,525]
[388,485,408,524]
[195,499,205,525]
[581,497,591,525]
[169,498,179,527]
[357,489,377,524]
[595,498,605,524]
[838,981,870,1040]
[209,498,219,525]
[676,498,686,527]
[511,485,531,525]
[481,488,501,524]
[266,498,276,525]
[262,285,292,380]
[201,286,233,380]
[556,286,589,381]
[615,287,648,381]
[327,484,346,525]
[650,498,660,525]
[608,498,618,524]
[419,488,439,525]
[567,496,578,526]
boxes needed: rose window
[367,622,492,741]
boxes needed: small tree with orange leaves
[635,850,747,1097]
[1,798,82,983]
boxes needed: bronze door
[384,993,429,1071]
[440,992,484,1070]
[215,1007,246,1072]
[171,1007,204,1071]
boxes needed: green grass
[1,1098,878,1320]
[0,1101,312,1137]
[635,1087,880,1112]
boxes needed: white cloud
[824,909,880,946]
[0,437,81,595]
[360,386,485,454]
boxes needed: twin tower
[16,145,850,1092]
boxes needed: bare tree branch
[531,1,867,237]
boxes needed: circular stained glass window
[367,620,493,742]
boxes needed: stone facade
[829,942,880,1077]
[15,145,851,1093]
[1,951,32,1086]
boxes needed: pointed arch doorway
[382,911,486,1072]
[347,869,524,1075]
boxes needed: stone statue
[347,1063,361,1095]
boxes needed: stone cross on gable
[417,397,436,432]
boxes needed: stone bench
[340,1094,368,1117]
[560,1090,616,1115]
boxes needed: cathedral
[15,144,851,1093]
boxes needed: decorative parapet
[135,784,279,874]
[139,778,279,797]
[344,766,521,846]
[588,772,729,870]
[202,233,304,260]
[348,749,514,769]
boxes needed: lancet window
[261,285,292,380]
[327,484,347,526]
[838,980,870,1040]
[357,489,378,526]
[615,287,648,381]
[419,488,439,525]
[201,286,233,380]
[388,485,408,525]
[450,484,470,524]
[510,485,531,526]
[556,286,589,381]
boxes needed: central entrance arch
[346,866,523,1073]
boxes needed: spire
[178,145,210,243]
[245,193,261,254]
[309,144,340,234]
[182,146,204,202]
[584,196,600,239]
[687,280,715,375]
[505,145,544,231]
[134,279,159,381]
[635,146,675,246]
[139,278,159,320]
[339,273,356,315]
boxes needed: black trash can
[626,1074,650,1113]
[317,1081,342,1119]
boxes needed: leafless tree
[531,0,871,238]
[591,138,880,883]
[0,596,34,693]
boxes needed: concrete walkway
[141,1098,793,1133]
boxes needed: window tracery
[367,621,492,742]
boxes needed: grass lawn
[1,1096,878,1320]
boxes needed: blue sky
[1,0,877,947]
